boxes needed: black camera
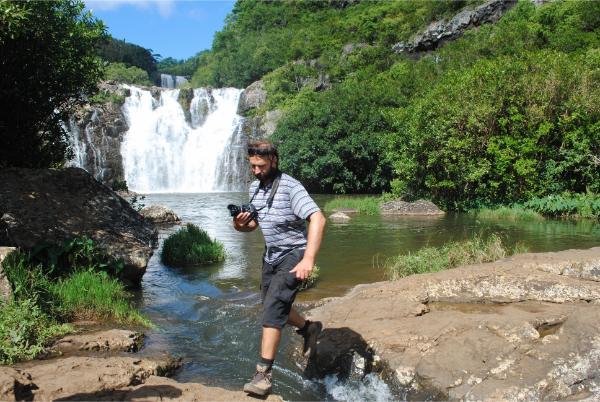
[227,203,259,221]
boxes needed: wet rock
[240,109,284,139]
[0,167,158,286]
[392,0,516,54]
[88,376,284,401]
[0,367,34,401]
[177,88,195,125]
[52,330,144,354]
[238,80,267,114]
[0,247,15,302]
[380,199,444,215]
[328,212,351,223]
[17,355,180,400]
[307,247,600,400]
[139,205,181,225]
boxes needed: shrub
[0,299,71,364]
[161,223,225,266]
[384,234,526,280]
[523,193,600,219]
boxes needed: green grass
[299,265,320,292]
[50,270,151,326]
[323,196,381,215]
[469,206,544,221]
[0,246,152,364]
[161,223,225,266]
[384,234,528,280]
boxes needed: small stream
[133,193,600,401]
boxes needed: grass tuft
[50,269,151,326]
[299,265,320,292]
[470,206,544,221]
[161,223,225,266]
[384,234,528,280]
[323,196,381,215]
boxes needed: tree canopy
[0,0,106,168]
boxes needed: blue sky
[85,0,236,60]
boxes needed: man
[233,140,326,396]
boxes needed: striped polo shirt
[249,172,320,264]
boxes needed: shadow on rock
[305,327,374,381]
[55,385,183,401]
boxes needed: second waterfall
[121,85,247,193]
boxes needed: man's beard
[256,167,279,183]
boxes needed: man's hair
[247,140,278,159]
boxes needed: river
[133,192,600,401]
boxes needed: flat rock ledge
[51,329,144,354]
[307,247,600,400]
[4,354,282,401]
[380,199,445,215]
[328,212,352,223]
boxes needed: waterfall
[120,85,247,193]
[160,73,189,88]
[65,111,106,182]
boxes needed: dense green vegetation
[384,234,527,280]
[470,206,545,222]
[191,0,598,210]
[97,36,158,82]
[522,193,600,219]
[104,62,153,85]
[0,241,149,364]
[161,224,225,266]
[0,0,106,168]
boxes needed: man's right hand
[233,212,257,232]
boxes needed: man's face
[249,155,277,182]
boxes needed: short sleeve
[289,183,320,220]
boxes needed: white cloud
[85,0,175,18]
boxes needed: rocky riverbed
[306,247,600,400]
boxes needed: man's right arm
[233,212,258,232]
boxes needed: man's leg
[287,307,305,329]
[261,326,282,360]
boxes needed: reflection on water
[135,193,600,400]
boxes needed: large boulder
[380,199,445,215]
[237,80,267,114]
[0,167,158,285]
[139,205,181,225]
[306,247,600,400]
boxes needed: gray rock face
[140,205,181,225]
[380,199,445,215]
[0,167,158,285]
[0,247,15,302]
[68,83,130,187]
[392,0,516,54]
[238,80,267,114]
[307,247,600,400]
[240,108,284,140]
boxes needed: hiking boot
[243,364,272,396]
[298,320,322,358]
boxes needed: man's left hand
[289,258,314,280]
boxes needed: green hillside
[189,0,599,210]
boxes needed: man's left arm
[290,211,326,280]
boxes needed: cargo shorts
[260,248,304,329]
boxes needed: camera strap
[250,171,281,211]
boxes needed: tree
[0,0,106,168]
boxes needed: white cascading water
[121,85,246,193]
